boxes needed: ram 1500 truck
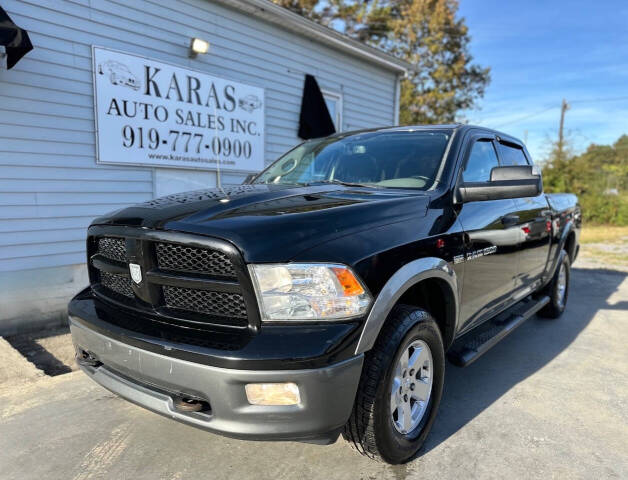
[69,124,580,464]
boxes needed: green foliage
[272,0,320,19]
[270,0,490,124]
[543,135,628,225]
[393,0,490,124]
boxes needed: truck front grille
[87,227,259,335]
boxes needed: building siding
[0,0,398,332]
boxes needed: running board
[447,295,550,367]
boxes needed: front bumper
[70,318,364,444]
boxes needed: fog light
[245,383,300,406]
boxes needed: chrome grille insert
[100,271,134,298]
[97,237,126,263]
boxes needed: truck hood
[93,184,430,262]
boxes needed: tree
[392,0,490,124]
[541,133,576,193]
[543,135,628,225]
[271,0,490,124]
[272,0,320,19]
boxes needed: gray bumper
[69,318,363,443]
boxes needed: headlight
[248,263,372,321]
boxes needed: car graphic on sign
[97,60,141,91]
[238,94,262,113]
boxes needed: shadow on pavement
[421,267,627,455]
[6,326,73,377]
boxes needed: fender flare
[354,257,459,355]
[547,220,575,277]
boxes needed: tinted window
[499,143,529,166]
[463,140,499,182]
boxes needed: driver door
[456,135,522,332]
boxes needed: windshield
[253,130,452,190]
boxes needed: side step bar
[447,295,550,367]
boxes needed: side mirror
[242,173,257,184]
[458,165,542,202]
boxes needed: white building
[0,0,409,334]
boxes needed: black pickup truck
[69,124,580,464]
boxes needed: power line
[569,96,628,104]
[491,95,628,129]
[491,106,557,128]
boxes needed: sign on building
[92,46,265,171]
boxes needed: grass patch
[580,225,628,244]
[579,225,628,268]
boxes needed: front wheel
[343,305,445,464]
[538,250,570,318]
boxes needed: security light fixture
[188,37,209,58]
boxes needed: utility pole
[557,98,570,161]
[523,129,528,145]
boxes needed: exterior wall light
[189,38,209,58]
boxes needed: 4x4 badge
[129,263,142,284]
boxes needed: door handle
[501,214,519,227]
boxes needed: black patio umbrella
[0,6,33,69]
[298,74,336,140]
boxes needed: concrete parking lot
[1,264,627,479]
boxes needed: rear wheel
[343,305,444,464]
[539,250,570,318]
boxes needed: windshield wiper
[303,179,373,188]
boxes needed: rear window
[498,143,529,166]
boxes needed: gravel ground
[578,229,628,271]
[0,262,626,479]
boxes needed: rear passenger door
[456,135,521,331]
[497,141,552,288]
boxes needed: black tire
[343,305,445,464]
[538,250,570,319]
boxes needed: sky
[457,0,628,162]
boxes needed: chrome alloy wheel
[556,262,567,308]
[390,339,433,435]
